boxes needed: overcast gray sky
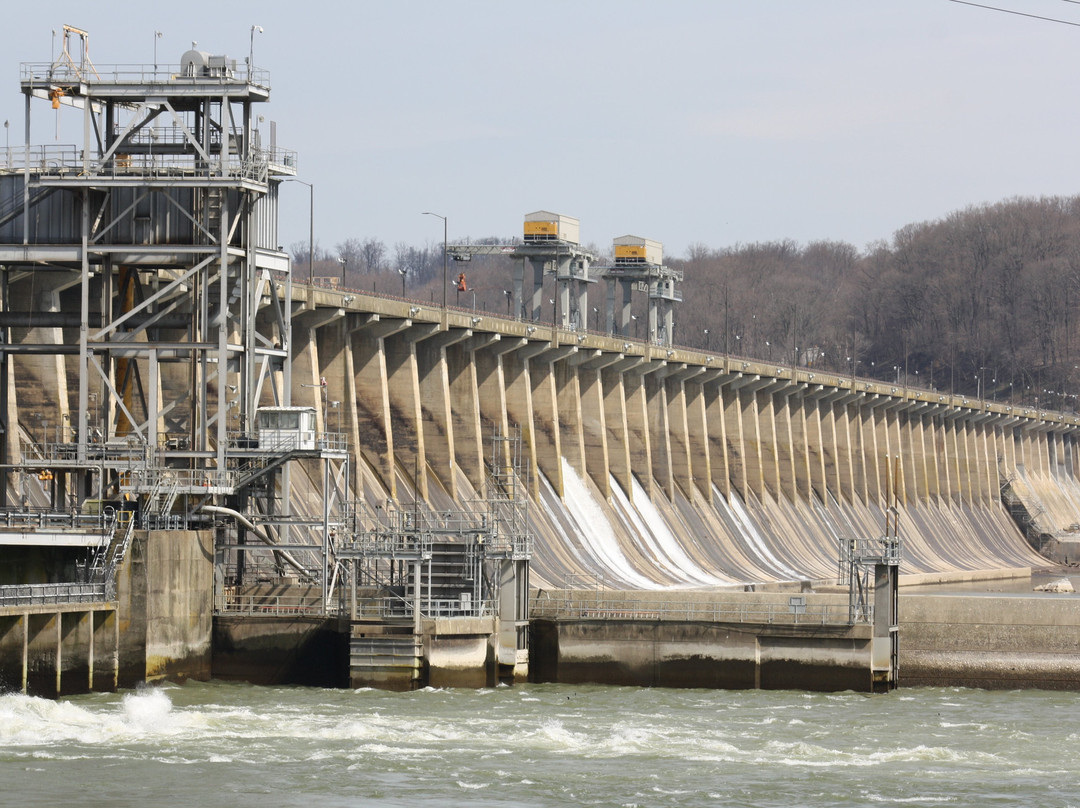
[3,1,1078,259]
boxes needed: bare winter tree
[361,237,386,274]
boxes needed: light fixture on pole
[153,31,163,75]
[397,267,407,297]
[338,257,347,289]
[422,212,447,328]
[249,25,263,75]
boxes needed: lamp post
[422,211,447,328]
[301,378,328,433]
[284,179,314,283]
[153,30,162,75]
[338,257,347,290]
[504,289,511,316]
[249,25,263,76]
[398,268,407,297]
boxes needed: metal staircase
[88,510,136,595]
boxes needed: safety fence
[528,594,862,625]
[0,582,112,608]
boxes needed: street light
[398,267,407,297]
[503,289,511,316]
[422,212,447,327]
[249,25,263,75]
[338,257,347,289]
[284,179,314,283]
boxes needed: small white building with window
[255,407,318,451]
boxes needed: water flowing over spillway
[519,459,1044,589]
[318,303,1066,590]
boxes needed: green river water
[2,680,1078,807]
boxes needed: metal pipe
[199,504,315,583]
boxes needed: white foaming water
[541,461,658,589]
[618,472,734,586]
[1,687,183,746]
[120,687,175,731]
[714,484,804,580]
[1,682,1076,808]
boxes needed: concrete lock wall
[531,619,875,692]
[529,590,880,692]
[900,593,1080,689]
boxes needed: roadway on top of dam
[292,281,1073,429]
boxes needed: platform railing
[0,582,112,608]
[529,594,862,625]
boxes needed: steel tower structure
[0,27,323,568]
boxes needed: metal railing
[216,593,329,616]
[19,62,271,89]
[124,466,238,492]
[0,507,117,533]
[1,144,285,183]
[529,595,862,626]
[216,591,497,620]
[0,582,112,608]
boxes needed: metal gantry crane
[448,211,597,330]
[595,235,683,346]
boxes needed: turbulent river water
[2,681,1078,807]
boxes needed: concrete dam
[3,27,1079,696]
[293,287,1060,588]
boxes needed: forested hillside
[293,195,1080,408]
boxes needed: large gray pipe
[199,504,317,583]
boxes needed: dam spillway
[289,287,1061,587]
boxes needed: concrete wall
[214,614,348,688]
[531,619,876,692]
[900,593,1080,689]
[215,614,498,690]
[116,529,213,686]
[529,588,881,691]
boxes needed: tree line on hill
[290,194,1080,409]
